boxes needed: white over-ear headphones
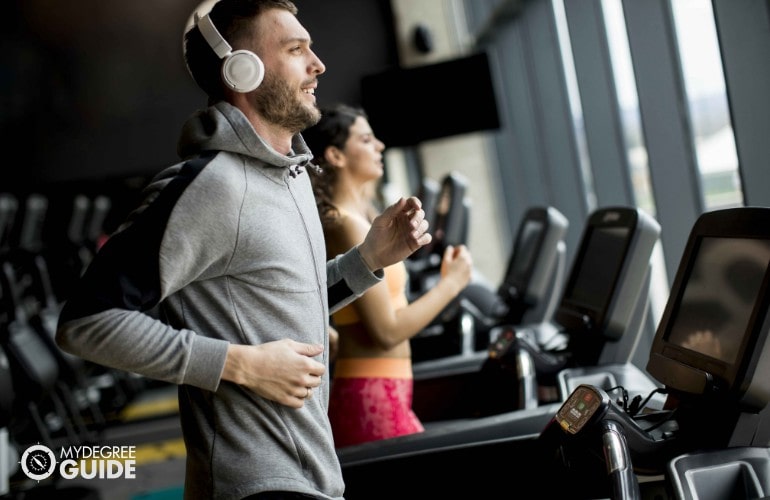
[196,12,265,93]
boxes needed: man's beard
[254,73,321,133]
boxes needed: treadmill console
[555,384,610,435]
[488,326,517,359]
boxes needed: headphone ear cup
[222,50,265,93]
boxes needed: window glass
[601,0,655,217]
[602,0,667,325]
[671,0,743,209]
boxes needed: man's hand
[358,196,432,271]
[222,339,325,408]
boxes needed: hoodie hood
[177,101,316,174]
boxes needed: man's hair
[184,0,298,102]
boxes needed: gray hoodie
[57,101,382,499]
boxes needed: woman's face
[341,116,386,184]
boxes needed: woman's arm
[329,214,473,351]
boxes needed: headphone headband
[197,13,233,59]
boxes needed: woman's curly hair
[303,104,368,228]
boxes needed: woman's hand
[440,244,473,296]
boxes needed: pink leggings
[328,358,424,448]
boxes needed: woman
[304,104,473,447]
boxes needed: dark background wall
[1,0,398,193]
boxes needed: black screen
[563,226,630,312]
[504,219,544,293]
[360,52,501,147]
[666,237,770,364]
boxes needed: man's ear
[324,146,345,167]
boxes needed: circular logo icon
[20,444,57,481]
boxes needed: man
[55,1,430,498]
